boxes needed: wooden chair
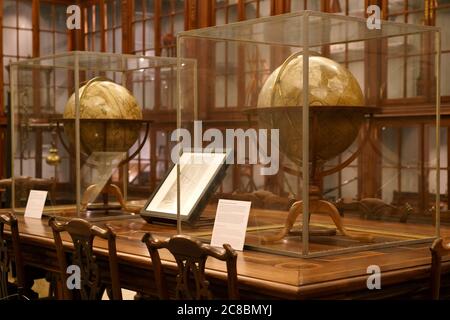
[430,237,450,299]
[0,212,25,299]
[141,233,239,300]
[48,217,122,300]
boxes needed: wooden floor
[3,206,450,299]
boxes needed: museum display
[2,0,450,303]
[250,52,377,243]
[57,76,151,214]
[10,51,196,221]
[176,11,441,257]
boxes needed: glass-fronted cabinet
[10,51,196,221]
[175,10,441,257]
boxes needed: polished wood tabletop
[3,207,450,299]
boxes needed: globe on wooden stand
[250,52,377,243]
[56,77,151,216]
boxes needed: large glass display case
[176,11,442,257]
[10,51,196,221]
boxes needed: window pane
[387,57,404,99]
[348,61,364,94]
[428,126,447,168]
[40,31,53,56]
[443,53,450,96]
[161,16,172,37]
[348,0,366,17]
[408,0,425,11]
[408,11,424,26]
[381,127,399,166]
[306,0,320,11]
[3,0,17,28]
[55,33,67,53]
[227,6,238,23]
[106,30,114,52]
[95,5,101,32]
[3,29,17,56]
[389,0,405,14]
[145,0,155,19]
[227,74,237,107]
[260,0,270,17]
[18,0,32,29]
[115,28,122,52]
[87,6,93,31]
[436,8,450,51]
[215,76,226,108]
[216,9,226,25]
[245,2,258,20]
[145,20,155,50]
[94,32,101,51]
[341,167,357,199]
[407,33,422,55]
[55,5,67,32]
[134,22,143,51]
[133,81,144,110]
[135,0,144,20]
[106,2,114,28]
[145,79,155,110]
[406,56,421,97]
[18,29,32,56]
[55,88,68,114]
[174,14,184,34]
[115,0,122,26]
[382,168,398,203]
[428,169,447,199]
[401,169,419,192]
[39,3,53,30]
[401,127,419,166]
[291,0,305,11]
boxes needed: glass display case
[176,11,442,257]
[10,51,196,221]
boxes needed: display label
[210,199,251,251]
[24,190,48,219]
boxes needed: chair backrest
[0,212,25,299]
[430,237,450,299]
[48,217,122,300]
[142,233,239,300]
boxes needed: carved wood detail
[49,217,122,300]
[142,233,239,300]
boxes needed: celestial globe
[63,78,143,154]
[256,54,365,165]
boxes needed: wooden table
[3,207,450,299]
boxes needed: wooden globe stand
[260,109,376,244]
[55,117,151,216]
[262,188,375,243]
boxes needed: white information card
[210,199,251,251]
[24,190,48,219]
